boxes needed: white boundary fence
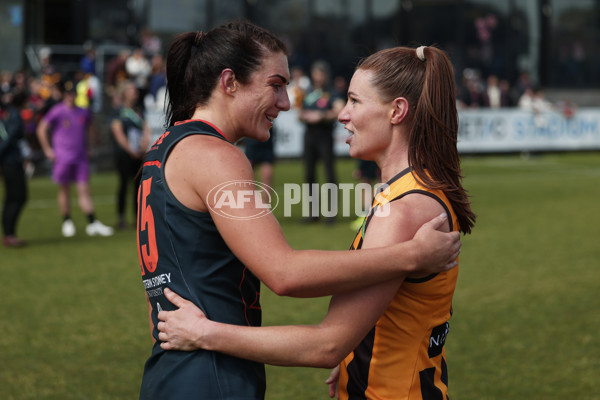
[146,108,600,156]
[456,108,600,153]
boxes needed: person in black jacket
[0,91,28,247]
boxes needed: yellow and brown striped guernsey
[339,166,459,400]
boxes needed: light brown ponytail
[357,46,476,234]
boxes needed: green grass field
[1,153,599,399]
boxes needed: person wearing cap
[36,79,113,237]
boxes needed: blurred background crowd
[0,39,167,175]
[0,28,585,177]
[2,0,598,175]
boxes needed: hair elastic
[416,46,426,61]
[194,31,205,47]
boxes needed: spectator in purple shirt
[36,79,113,238]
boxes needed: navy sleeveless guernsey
[137,120,264,399]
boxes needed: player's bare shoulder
[165,134,253,212]
[400,193,449,232]
[364,193,448,249]
[190,134,247,162]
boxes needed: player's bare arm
[164,136,460,298]
[157,194,451,367]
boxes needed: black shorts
[245,135,274,165]
[358,159,379,180]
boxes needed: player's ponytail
[165,32,197,127]
[412,46,475,234]
[357,46,475,234]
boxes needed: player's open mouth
[345,130,354,144]
[266,115,276,122]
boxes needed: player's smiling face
[235,51,290,142]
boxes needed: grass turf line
[1,153,599,399]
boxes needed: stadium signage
[457,109,600,153]
[146,108,600,156]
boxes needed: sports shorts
[53,159,90,184]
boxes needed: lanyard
[121,107,144,128]
[0,122,7,141]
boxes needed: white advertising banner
[272,110,350,157]
[146,108,600,157]
[457,108,600,153]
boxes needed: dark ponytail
[165,32,197,127]
[165,20,288,127]
[358,46,476,234]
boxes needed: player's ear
[390,97,409,125]
[220,69,238,95]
